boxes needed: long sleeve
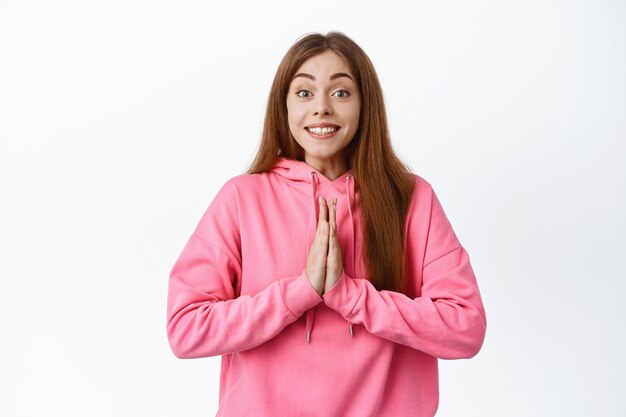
[322,184,487,359]
[166,180,322,359]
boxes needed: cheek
[347,106,361,129]
[286,105,302,136]
[287,104,306,127]
[340,99,360,121]
[286,102,295,124]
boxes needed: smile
[306,127,340,139]
[305,124,341,139]
[306,126,337,135]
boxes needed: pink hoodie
[167,157,486,417]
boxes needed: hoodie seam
[190,233,242,276]
[271,159,354,186]
[278,280,299,318]
[271,172,313,187]
[423,245,463,270]
[345,277,365,318]
[421,185,463,269]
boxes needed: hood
[270,156,355,188]
[270,157,356,343]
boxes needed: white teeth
[308,126,337,135]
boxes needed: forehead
[294,50,354,79]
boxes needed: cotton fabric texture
[167,157,487,417]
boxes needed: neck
[304,155,349,181]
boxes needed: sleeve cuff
[322,270,361,317]
[280,269,323,317]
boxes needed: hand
[305,197,344,296]
[323,197,343,294]
[305,196,331,296]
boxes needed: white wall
[1,0,624,415]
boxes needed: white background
[1,0,625,416]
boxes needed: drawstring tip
[306,331,311,343]
[349,324,354,336]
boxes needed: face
[286,50,361,171]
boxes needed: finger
[314,197,325,240]
[317,196,326,231]
[329,197,336,237]
[317,222,330,258]
[316,197,330,249]
[321,198,331,237]
[327,200,335,256]
[323,220,330,244]
[332,197,337,232]
[314,196,321,232]
[331,203,339,256]
[318,196,328,228]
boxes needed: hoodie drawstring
[345,175,355,338]
[305,172,319,343]
[308,171,319,259]
[304,171,356,342]
[305,307,316,343]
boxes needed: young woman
[167,32,487,417]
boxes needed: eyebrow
[293,72,354,82]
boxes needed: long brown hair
[246,32,415,293]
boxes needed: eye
[296,90,312,98]
[333,89,350,98]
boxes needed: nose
[313,94,333,116]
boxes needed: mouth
[305,124,340,138]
